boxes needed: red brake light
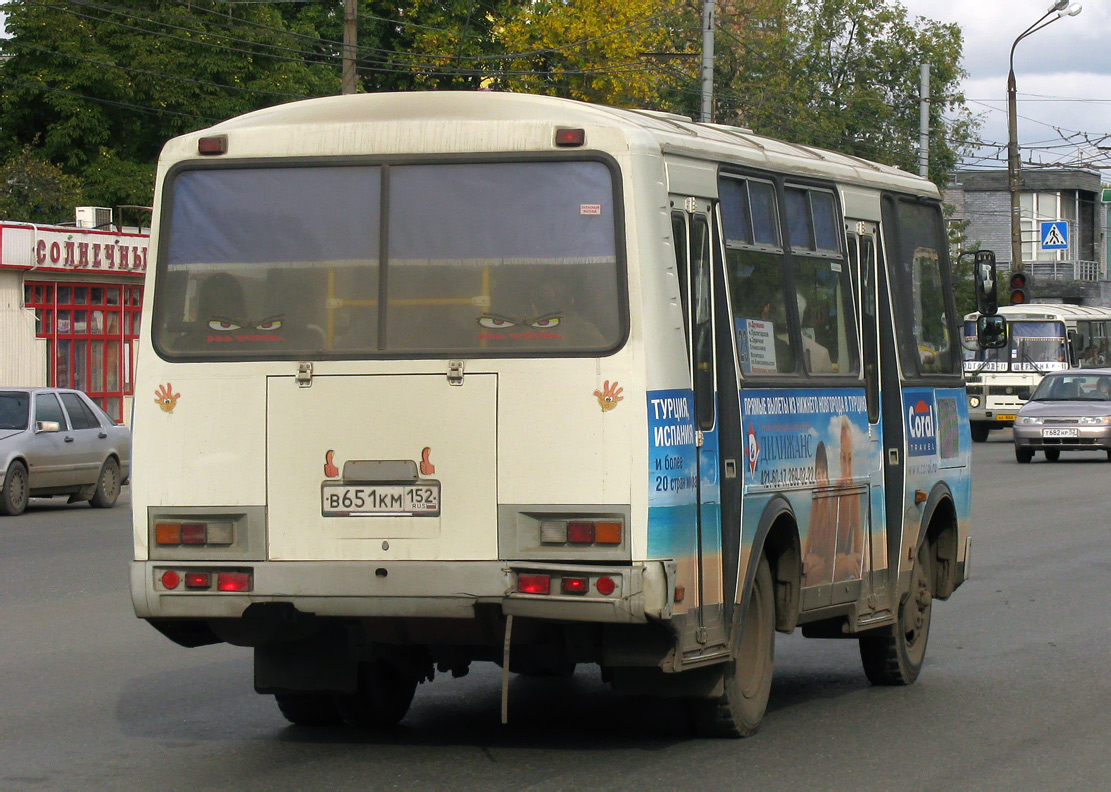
[181,523,207,544]
[596,576,616,595]
[561,577,589,594]
[198,135,228,155]
[184,572,211,589]
[554,128,585,147]
[517,574,551,595]
[161,570,180,590]
[567,521,595,544]
[217,571,252,592]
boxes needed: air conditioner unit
[75,206,113,229]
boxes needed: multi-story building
[944,168,1106,303]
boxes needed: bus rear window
[154,160,623,359]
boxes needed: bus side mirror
[973,250,998,316]
[978,315,1007,349]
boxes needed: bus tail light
[567,521,595,544]
[561,577,589,594]
[539,519,623,547]
[518,574,551,595]
[155,520,234,547]
[217,571,252,592]
[554,128,585,147]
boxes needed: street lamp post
[1007,0,1082,273]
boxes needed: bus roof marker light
[198,135,228,155]
[554,128,585,147]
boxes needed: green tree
[0,0,341,207]
[0,145,85,223]
[711,0,977,188]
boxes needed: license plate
[1042,428,1078,439]
[322,483,440,516]
[995,414,1016,422]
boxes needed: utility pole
[918,63,930,179]
[342,0,357,95]
[700,0,714,123]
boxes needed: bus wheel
[1044,449,1061,462]
[1,461,29,516]
[859,541,932,685]
[1015,447,1034,464]
[334,661,418,728]
[690,554,775,738]
[970,422,991,443]
[275,693,343,727]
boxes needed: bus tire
[1015,447,1034,464]
[970,422,991,443]
[90,458,121,508]
[859,541,932,685]
[275,693,343,727]
[1,461,29,516]
[690,554,775,738]
[334,660,417,728]
[1044,449,1061,462]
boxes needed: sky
[901,0,1111,172]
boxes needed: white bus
[131,91,976,737]
[963,303,1111,441]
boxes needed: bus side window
[785,187,859,377]
[691,214,716,430]
[720,175,795,375]
[672,211,691,353]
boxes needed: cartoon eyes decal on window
[208,319,242,331]
[207,316,283,332]
[478,315,519,329]
[529,314,562,329]
[477,313,564,329]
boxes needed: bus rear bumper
[131,559,674,625]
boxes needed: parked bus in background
[130,92,987,737]
[963,303,1111,442]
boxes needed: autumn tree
[493,0,684,107]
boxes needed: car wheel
[1015,447,1034,464]
[1,461,29,516]
[1044,449,1061,462]
[90,458,121,508]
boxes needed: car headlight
[969,396,981,408]
[1078,416,1111,425]
[1017,416,1043,425]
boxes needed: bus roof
[166,91,938,199]
[965,303,1111,322]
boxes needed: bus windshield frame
[963,319,1067,374]
[151,156,628,362]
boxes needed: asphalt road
[2,434,1110,790]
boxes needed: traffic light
[1009,271,1029,304]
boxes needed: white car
[0,388,131,515]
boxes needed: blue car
[0,388,131,515]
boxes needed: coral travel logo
[906,394,937,457]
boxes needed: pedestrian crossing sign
[1040,221,1068,250]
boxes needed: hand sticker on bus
[154,383,180,414]
[594,380,623,412]
[324,450,339,478]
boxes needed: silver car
[0,388,131,515]
[1012,369,1111,463]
